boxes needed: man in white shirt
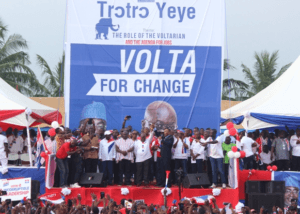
[184,129,193,173]
[191,131,206,173]
[0,127,9,174]
[116,130,134,186]
[134,125,154,186]
[240,132,256,169]
[99,131,116,185]
[201,131,226,189]
[290,128,300,171]
[173,131,189,182]
[9,129,24,166]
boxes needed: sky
[0,0,300,82]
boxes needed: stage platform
[46,185,239,207]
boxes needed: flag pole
[26,115,32,167]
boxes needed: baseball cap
[104,131,112,136]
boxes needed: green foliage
[223,51,291,101]
[222,59,249,101]
[0,18,49,96]
[37,54,64,97]
[242,51,291,96]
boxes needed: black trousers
[206,159,212,184]
[119,159,131,185]
[244,155,254,170]
[276,159,289,171]
[54,166,60,187]
[223,163,229,184]
[156,157,164,186]
[161,157,172,187]
[187,157,192,173]
[84,158,98,173]
[136,158,151,185]
[70,155,82,184]
[292,156,300,171]
[114,162,119,184]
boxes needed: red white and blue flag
[39,192,65,206]
[35,126,49,170]
[183,195,214,206]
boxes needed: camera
[176,169,184,180]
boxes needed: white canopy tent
[0,78,61,166]
[221,56,300,130]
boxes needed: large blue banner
[65,0,225,131]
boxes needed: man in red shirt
[56,139,80,187]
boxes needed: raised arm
[80,119,89,134]
[122,116,128,129]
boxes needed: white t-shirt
[201,137,212,160]
[236,140,241,150]
[184,137,192,157]
[241,136,255,157]
[10,136,24,154]
[260,152,275,164]
[190,140,205,160]
[290,135,300,157]
[173,138,189,159]
[209,136,224,159]
[99,138,116,161]
[0,134,8,159]
[134,132,154,163]
[7,135,15,147]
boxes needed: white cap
[104,130,112,136]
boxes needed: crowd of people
[0,118,299,189]
[0,191,293,214]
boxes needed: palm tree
[222,59,249,101]
[242,51,291,97]
[0,18,48,96]
[37,54,64,97]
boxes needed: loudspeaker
[245,181,261,193]
[265,181,285,193]
[245,181,286,194]
[247,193,284,214]
[31,180,40,200]
[183,173,211,188]
[79,173,104,187]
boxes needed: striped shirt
[116,138,134,163]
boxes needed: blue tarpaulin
[220,115,244,125]
[0,167,45,194]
